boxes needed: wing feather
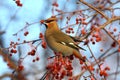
[53,31,86,51]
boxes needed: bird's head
[41,16,58,29]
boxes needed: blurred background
[0,0,120,80]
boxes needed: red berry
[90,76,95,80]
[36,57,40,61]
[30,49,36,56]
[76,18,79,24]
[18,65,24,71]
[84,39,89,45]
[42,41,47,49]
[65,30,71,34]
[96,37,101,42]
[118,48,120,52]
[100,48,103,52]
[104,66,110,71]
[80,60,84,64]
[81,28,86,35]
[113,28,117,32]
[10,49,17,53]
[52,2,59,7]
[39,33,43,39]
[9,54,12,56]
[32,59,35,62]
[24,31,29,36]
[111,42,116,47]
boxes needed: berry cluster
[46,54,74,80]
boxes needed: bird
[42,16,85,61]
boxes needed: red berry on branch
[39,33,43,39]
[42,41,47,49]
[24,31,29,36]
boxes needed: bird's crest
[45,16,57,23]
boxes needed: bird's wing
[53,31,86,51]
[62,42,86,51]
[69,36,83,42]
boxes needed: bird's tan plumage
[44,16,84,61]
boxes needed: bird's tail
[73,50,85,62]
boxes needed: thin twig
[79,0,109,20]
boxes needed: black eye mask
[45,19,55,23]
